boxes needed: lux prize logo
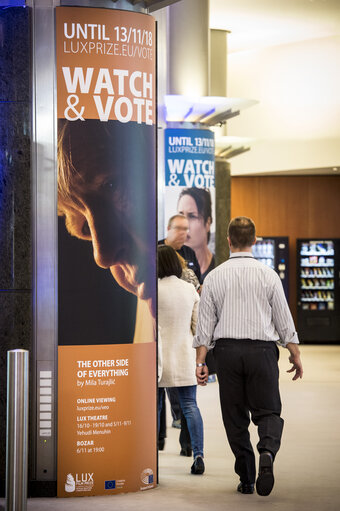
[165,129,215,188]
[65,472,94,493]
[141,468,154,486]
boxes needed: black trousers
[158,389,167,444]
[214,339,284,485]
[166,387,181,421]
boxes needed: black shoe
[158,438,165,451]
[191,456,205,475]
[237,482,254,494]
[180,446,192,457]
[256,451,274,496]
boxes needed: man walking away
[194,216,303,496]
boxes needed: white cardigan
[158,275,199,387]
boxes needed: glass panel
[299,240,335,311]
[252,238,275,270]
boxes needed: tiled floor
[1,345,339,511]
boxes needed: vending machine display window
[252,239,275,269]
[299,241,334,311]
[297,239,340,342]
[252,237,289,299]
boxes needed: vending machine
[252,237,289,299]
[297,239,340,342]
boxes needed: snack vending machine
[252,237,289,299]
[297,239,340,342]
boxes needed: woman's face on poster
[177,194,211,252]
[58,122,155,314]
[59,173,151,303]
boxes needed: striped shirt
[193,252,299,350]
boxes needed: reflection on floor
[0,345,339,511]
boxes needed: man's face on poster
[58,120,155,315]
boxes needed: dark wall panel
[0,6,32,489]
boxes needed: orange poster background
[56,6,155,123]
[57,343,157,497]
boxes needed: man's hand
[286,343,303,380]
[196,365,209,386]
[195,346,208,385]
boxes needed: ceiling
[209,0,340,176]
[210,0,340,53]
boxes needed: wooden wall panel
[231,175,340,323]
[233,176,261,222]
[307,177,340,236]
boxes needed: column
[0,4,32,495]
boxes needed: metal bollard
[6,350,29,511]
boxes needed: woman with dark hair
[157,245,205,474]
[177,188,215,281]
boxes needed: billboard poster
[164,128,215,281]
[58,343,156,496]
[56,6,156,497]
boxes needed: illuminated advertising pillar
[56,7,156,497]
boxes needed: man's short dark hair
[158,244,182,279]
[228,217,256,249]
[167,214,187,229]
